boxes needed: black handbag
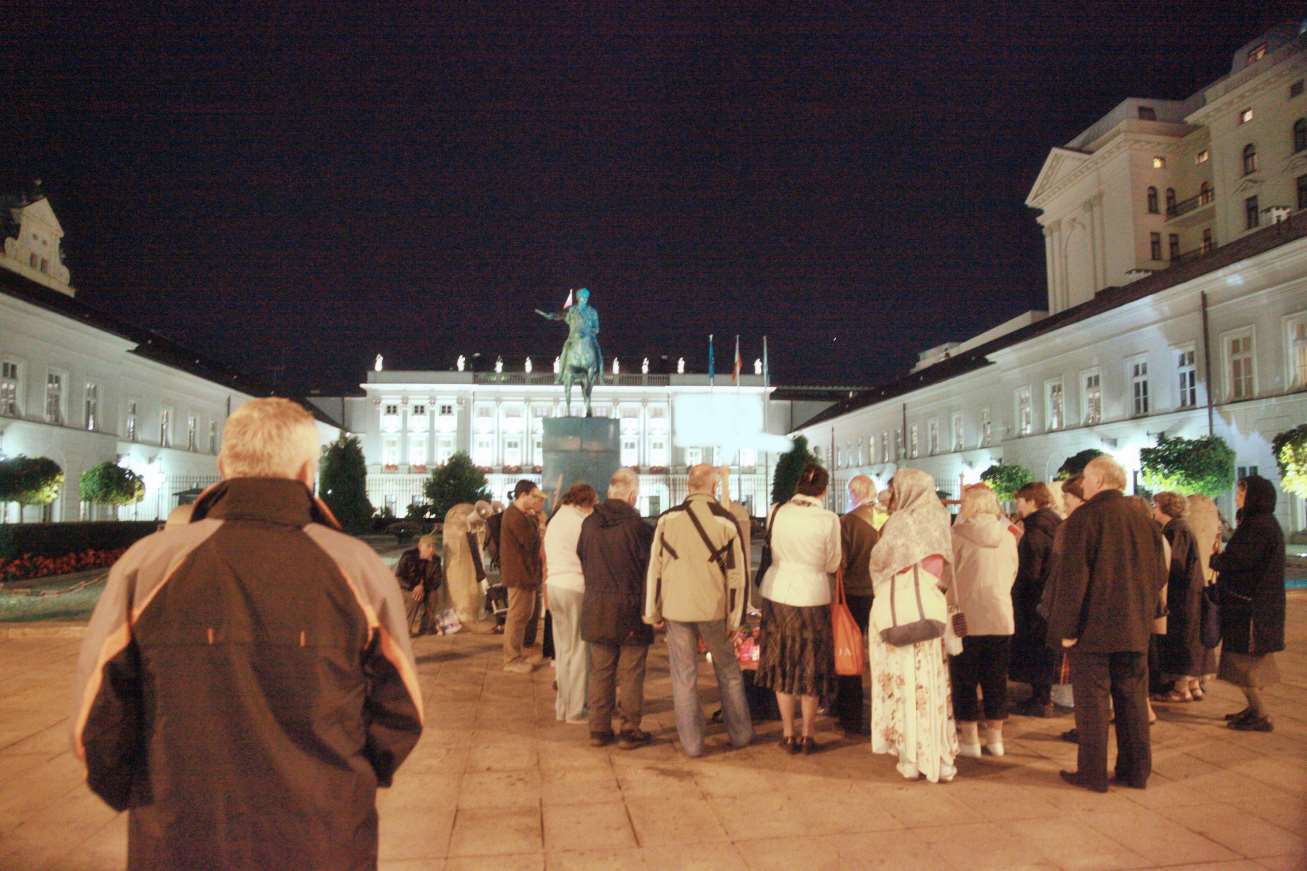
[1200,582,1223,649]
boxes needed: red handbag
[831,567,864,676]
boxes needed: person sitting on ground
[947,484,1019,758]
[396,533,444,636]
[1212,475,1286,733]
[70,397,423,870]
[756,462,842,755]
[579,468,655,749]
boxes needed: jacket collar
[190,478,340,529]
[790,494,823,508]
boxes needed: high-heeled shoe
[800,736,817,755]
[778,736,799,754]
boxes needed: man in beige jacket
[645,464,752,757]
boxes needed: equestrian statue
[535,287,603,416]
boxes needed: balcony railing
[1168,241,1218,266]
[1166,188,1215,218]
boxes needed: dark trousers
[835,594,873,729]
[1068,650,1151,790]
[588,641,649,737]
[949,635,1011,722]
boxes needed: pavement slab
[1,592,1304,870]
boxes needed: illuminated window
[880,432,889,463]
[435,434,455,465]
[439,404,454,416]
[1176,347,1197,408]
[502,437,522,467]
[209,420,218,454]
[83,383,98,431]
[1129,356,1150,416]
[159,406,172,447]
[472,434,493,466]
[1015,387,1032,436]
[1195,149,1209,164]
[909,425,919,458]
[1225,330,1255,400]
[927,420,939,455]
[1247,44,1266,64]
[187,413,197,450]
[979,409,991,447]
[648,437,668,466]
[1152,156,1166,169]
[408,434,428,466]
[1082,370,1102,425]
[1,360,20,416]
[685,446,703,466]
[894,430,903,460]
[1240,107,1254,124]
[1286,315,1307,387]
[951,412,964,452]
[1044,380,1064,431]
[126,400,137,441]
[45,371,64,424]
[383,436,401,466]
[621,437,639,467]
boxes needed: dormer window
[1195,149,1209,164]
[1152,156,1166,169]
[1247,43,1267,65]
[1240,107,1254,125]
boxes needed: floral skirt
[754,599,837,699]
[870,627,958,783]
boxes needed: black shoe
[1229,715,1273,732]
[1223,707,1252,722]
[1059,770,1108,793]
[589,732,614,747]
[778,736,800,755]
[1109,774,1147,790]
[618,728,652,750]
[800,736,818,755]
[1060,728,1079,744]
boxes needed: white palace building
[0,191,340,523]
[792,22,1307,535]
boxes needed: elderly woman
[756,462,842,754]
[868,468,958,783]
[1152,492,1207,702]
[544,482,599,723]
[1213,475,1286,732]
[948,485,1019,758]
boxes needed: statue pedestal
[541,417,621,508]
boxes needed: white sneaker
[957,722,982,758]
[983,725,1005,757]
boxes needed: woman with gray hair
[1152,491,1206,702]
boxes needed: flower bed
[1,547,127,583]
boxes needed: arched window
[1200,180,1212,204]
[1165,188,1176,212]
[1243,143,1258,175]
[1146,186,1159,213]
[1294,118,1307,153]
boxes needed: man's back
[840,504,880,596]
[1047,489,1164,653]
[499,503,541,587]
[645,494,746,629]
[72,479,423,871]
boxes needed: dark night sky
[6,3,1302,395]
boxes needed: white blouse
[759,495,842,607]
[544,505,587,593]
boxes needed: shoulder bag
[831,566,864,675]
[872,564,947,646]
[754,505,779,587]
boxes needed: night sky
[6,3,1301,395]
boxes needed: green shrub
[0,456,64,511]
[79,462,145,506]
[1272,424,1307,499]
[424,453,491,519]
[0,521,158,561]
[980,462,1035,502]
[771,436,817,507]
[319,435,373,533]
[1140,434,1235,497]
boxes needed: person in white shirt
[544,482,598,723]
[755,463,842,754]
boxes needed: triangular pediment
[14,197,64,236]
[1026,148,1092,209]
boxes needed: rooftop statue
[535,288,603,416]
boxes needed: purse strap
[835,566,846,607]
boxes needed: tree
[980,462,1034,502]
[424,452,491,519]
[771,436,817,507]
[1272,423,1307,499]
[319,435,373,533]
[1056,448,1103,480]
[1140,433,1235,497]
[0,456,64,521]
[79,462,145,508]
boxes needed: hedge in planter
[0,521,158,561]
[979,462,1034,502]
[1139,434,1234,498]
[0,456,64,517]
[1272,423,1307,499]
[79,462,145,507]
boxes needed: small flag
[563,288,574,309]
[732,335,742,384]
[708,334,716,385]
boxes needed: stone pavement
[1,598,1304,870]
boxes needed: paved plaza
[0,595,1303,871]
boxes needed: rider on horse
[535,288,604,415]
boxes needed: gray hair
[219,398,319,480]
[1085,455,1127,491]
[848,475,876,505]
[608,467,639,500]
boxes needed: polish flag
[563,289,574,309]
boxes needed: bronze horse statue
[535,288,604,416]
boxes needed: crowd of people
[66,397,1292,867]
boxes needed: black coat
[579,499,655,646]
[1212,476,1285,656]
[1160,518,1205,675]
[1010,507,1060,684]
[1046,489,1167,654]
[395,548,443,593]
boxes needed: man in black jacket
[395,533,444,636]
[1047,455,1166,793]
[578,468,655,749]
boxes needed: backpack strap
[685,504,732,579]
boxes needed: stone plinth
[541,417,621,507]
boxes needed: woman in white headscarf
[868,468,959,783]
